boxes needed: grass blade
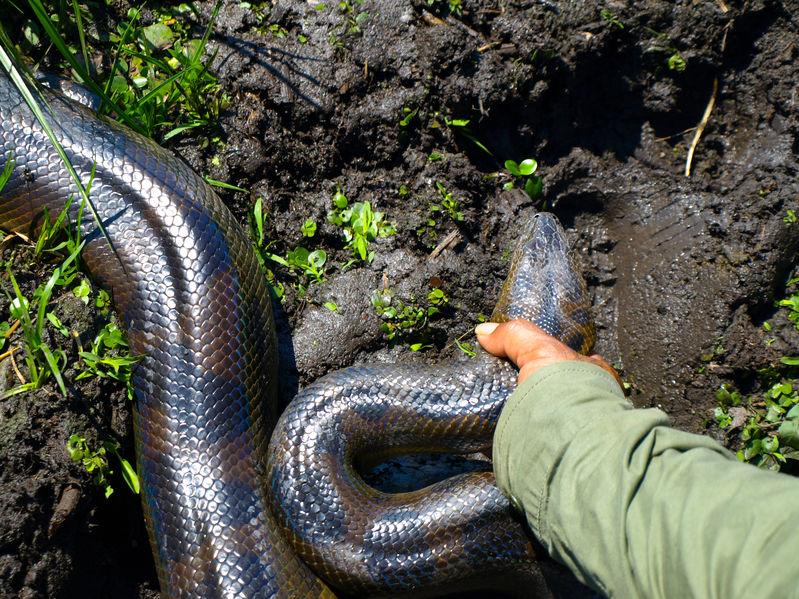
[23,0,146,134]
[0,46,119,269]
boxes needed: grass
[371,285,449,350]
[327,186,397,266]
[433,182,464,223]
[0,198,141,398]
[3,0,228,142]
[504,158,542,200]
[102,2,228,142]
[248,197,328,298]
[714,276,799,471]
[0,205,141,493]
[0,44,112,252]
[0,84,140,496]
[248,188,398,300]
[0,198,84,398]
[67,434,139,498]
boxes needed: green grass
[0,0,242,503]
[327,186,397,266]
[0,215,142,492]
[371,285,449,350]
[3,0,227,141]
[0,141,139,498]
[67,434,139,498]
[714,276,799,471]
[504,158,542,200]
[248,198,328,298]
[0,205,84,398]
[432,182,464,223]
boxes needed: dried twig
[685,77,718,177]
[8,347,26,386]
[477,41,500,52]
[654,126,697,142]
[3,319,20,340]
[428,229,460,260]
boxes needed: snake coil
[267,212,594,595]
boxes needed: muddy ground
[1,0,799,597]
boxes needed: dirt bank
[1,0,798,597]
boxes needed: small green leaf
[142,23,175,51]
[46,312,70,337]
[525,176,543,199]
[324,302,338,311]
[504,160,520,176]
[779,416,799,450]
[96,289,110,309]
[67,435,86,461]
[400,107,418,127]
[356,236,368,260]
[455,338,476,357]
[762,436,780,454]
[308,249,326,268]
[780,356,799,366]
[9,296,29,320]
[334,189,348,209]
[73,279,91,304]
[765,404,784,423]
[118,454,140,493]
[301,218,317,237]
[714,406,732,428]
[518,159,537,176]
[291,246,310,266]
[667,53,687,72]
[266,252,290,268]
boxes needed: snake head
[490,212,596,355]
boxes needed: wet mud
[1,0,798,597]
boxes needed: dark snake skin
[0,68,595,598]
[0,70,332,598]
[267,213,595,595]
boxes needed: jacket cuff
[492,360,626,541]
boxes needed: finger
[475,319,568,365]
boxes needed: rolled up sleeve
[493,361,799,599]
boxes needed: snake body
[0,69,595,597]
[0,70,331,598]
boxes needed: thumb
[474,320,574,367]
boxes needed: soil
[1,0,799,597]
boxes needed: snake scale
[0,68,594,597]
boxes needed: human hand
[475,319,624,389]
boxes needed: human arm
[477,320,799,599]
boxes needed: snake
[0,67,595,597]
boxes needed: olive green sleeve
[493,361,799,599]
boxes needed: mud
[1,0,798,597]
